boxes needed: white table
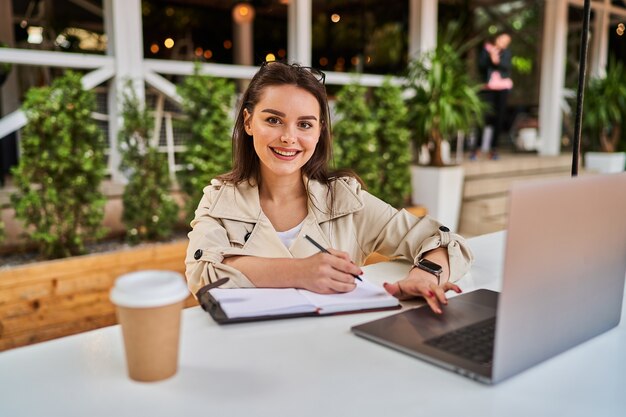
[1,232,625,417]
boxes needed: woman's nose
[280,128,296,144]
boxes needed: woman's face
[244,84,321,181]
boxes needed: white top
[276,220,304,248]
[0,232,624,417]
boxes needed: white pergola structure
[0,0,624,180]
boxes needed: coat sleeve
[347,179,474,283]
[185,183,255,297]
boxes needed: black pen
[304,234,362,281]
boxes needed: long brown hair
[219,61,357,187]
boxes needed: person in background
[185,61,474,314]
[471,32,513,161]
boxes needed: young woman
[185,62,473,314]
[472,32,513,161]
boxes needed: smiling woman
[244,84,321,183]
[184,62,474,315]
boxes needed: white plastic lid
[110,270,190,308]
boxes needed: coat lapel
[207,177,364,258]
[208,180,261,222]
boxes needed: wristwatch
[415,258,443,285]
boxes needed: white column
[589,1,609,78]
[232,3,254,66]
[288,0,312,66]
[0,0,20,116]
[408,0,438,59]
[104,0,145,182]
[538,0,568,156]
[288,1,297,63]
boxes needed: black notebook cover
[196,283,401,325]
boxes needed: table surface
[1,232,625,417]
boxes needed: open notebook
[197,279,400,324]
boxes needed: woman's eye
[299,121,313,129]
[266,117,281,125]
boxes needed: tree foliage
[177,66,235,218]
[333,82,380,196]
[117,86,180,244]
[11,71,107,258]
[372,78,412,207]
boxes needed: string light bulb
[232,3,255,24]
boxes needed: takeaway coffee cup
[110,270,190,382]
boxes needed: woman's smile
[271,146,301,159]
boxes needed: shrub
[580,60,626,153]
[117,86,180,244]
[333,82,380,196]
[11,71,107,258]
[177,66,235,217]
[373,78,412,208]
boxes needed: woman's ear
[243,109,253,136]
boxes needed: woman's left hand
[383,271,462,314]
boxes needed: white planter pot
[584,152,626,174]
[410,165,464,232]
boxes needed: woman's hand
[297,249,363,294]
[383,268,462,314]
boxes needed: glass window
[311,0,409,75]
[565,5,595,90]
[608,14,626,63]
[252,2,288,65]
[142,1,233,63]
[142,1,288,65]
[11,0,106,54]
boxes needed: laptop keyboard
[424,317,496,366]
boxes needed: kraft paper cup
[110,270,190,382]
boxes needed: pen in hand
[304,234,362,282]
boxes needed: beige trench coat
[185,176,474,296]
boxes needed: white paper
[299,279,399,314]
[209,279,399,319]
[209,288,317,318]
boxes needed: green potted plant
[10,71,108,259]
[176,65,236,219]
[332,81,380,196]
[580,60,626,173]
[405,42,485,231]
[117,86,180,244]
[333,79,416,214]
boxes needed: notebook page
[209,288,317,318]
[298,279,399,314]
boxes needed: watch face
[419,259,442,273]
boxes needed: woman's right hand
[297,249,363,294]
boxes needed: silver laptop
[352,173,626,384]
